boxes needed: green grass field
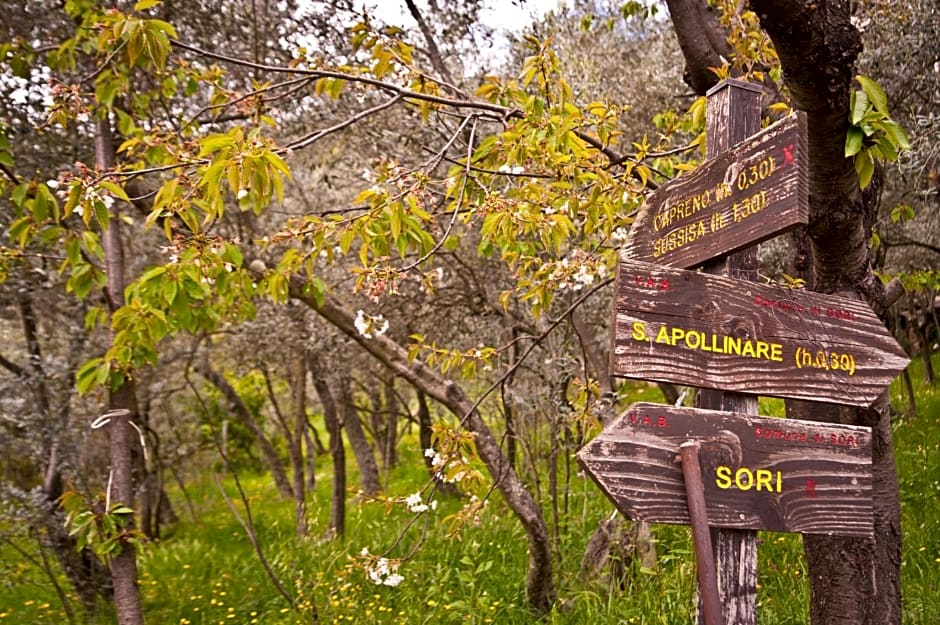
[2,353,938,624]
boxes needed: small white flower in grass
[46,179,59,189]
[236,188,249,200]
[383,573,404,587]
[360,547,370,557]
[612,226,630,244]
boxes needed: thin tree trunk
[338,376,382,497]
[96,116,144,625]
[310,357,345,537]
[416,391,459,497]
[197,364,294,498]
[290,354,308,538]
[383,373,399,470]
[303,425,318,490]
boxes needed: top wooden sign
[624,113,809,268]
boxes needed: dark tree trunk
[303,424,318,490]
[383,373,399,471]
[666,2,904,622]
[96,117,144,625]
[338,376,382,497]
[289,354,308,538]
[753,3,901,622]
[416,391,459,497]
[311,358,345,537]
[197,364,294,498]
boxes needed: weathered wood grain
[623,112,809,269]
[610,258,909,406]
[577,403,874,537]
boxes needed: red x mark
[804,479,818,497]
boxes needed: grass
[1,357,938,624]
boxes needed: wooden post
[695,78,763,625]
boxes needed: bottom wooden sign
[578,403,873,537]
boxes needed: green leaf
[883,120,911,151]
[845,126,863,157]
[135,0,162,11]
[856,75,888,115]
[849,89,869,125]
[99,180,130,201]
[198,133,235,157]
[76,358,106,395]
[855,148,875,189]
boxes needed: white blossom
[383,573,404,587]
[354,310,389,339]
[404,492,431,513]
[236,188,249,200]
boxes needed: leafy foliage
[59,490,139,563]
[845,74,911,188]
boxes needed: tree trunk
[289,354,308,538]
[666,2,905,622]
[96,117,144,625]
[285,279,556,613]
[338,375,382,497]
[303,424,318,490]
[416,391,459,497]
[197,364,294,498]
[383,373,399,471]
[310,357,345,537]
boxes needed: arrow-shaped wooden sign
[610,258,909,406]
[577,403,874,537]
[624,113,809,269]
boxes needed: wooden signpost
[624,112,809,269]
[610,258,910,406]
[577,403,874,537]
[581,78,910,625]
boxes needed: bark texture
[96,117,144,625]
[310,357,346,537]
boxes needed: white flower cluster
[549,256,608,291]
[354,310,389,339]
[424,447,467,484]
[72,185,114,216]
[611,226,630,244]
[498,164,525,175]
[360,548,404,587]
[403,492,438,514]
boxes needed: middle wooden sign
[611,258,910,406]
